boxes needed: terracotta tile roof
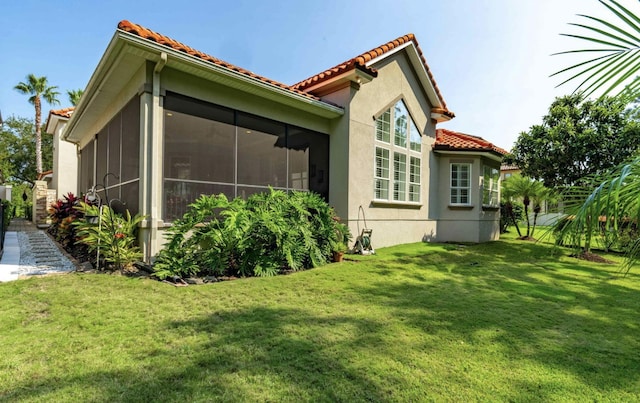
[50,107,74,118]
[117,20,322,102]
[292,33,452,112]
[434,128,508,155]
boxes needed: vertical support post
[138,53,167,263]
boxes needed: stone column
[32,180,54,228]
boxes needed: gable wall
[341,51,440,247]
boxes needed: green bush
[153,189,351,280]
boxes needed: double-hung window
[482,166,500,207]
[374,100,422,203]
[450,163,471,205]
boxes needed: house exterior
[44,107,77,198]
[58,20,506,262]
[500,164,521,180]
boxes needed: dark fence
[0,201,5,254]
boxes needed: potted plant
[331,221,352,263]
[332,241,347,262]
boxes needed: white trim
[450,162,472,205]
[434,149,504,162]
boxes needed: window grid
[409,156,421,202]
[483,166,500,206]
[450,163,471,205]
[393,153,406,201]
[374,100,422,203]
[374,147,390,199]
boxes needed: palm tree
[14,74,60,175]
[67,89,84,106]
[553,0,640,271]
[502,175,547,240]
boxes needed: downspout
[144,52,167,262]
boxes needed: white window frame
[374,147,390,200]
[450,163,472,206]
[482,166,500,207]
[373,100,422,204]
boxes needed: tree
[0,116,52,184]
[67,89,84,106]
[511,94,640,188]
[502,175,550,240]
[14,74,60,175]
[552,0,640,270]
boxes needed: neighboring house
[58,20,507,262]
[44,107,77,198]
[500,164,520,180]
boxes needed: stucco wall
[52,122,78,198]
[434,154,501,243]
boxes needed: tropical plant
[555,155,640,270]
[552,0,640,271]
[67,89,84,106]
[552,0,640,100]
[499,202,524,234]
[48,192,83,249]
[153,190,351,280]
[501,175,550,239]
[73,202,145,271]
[14,74,60,175]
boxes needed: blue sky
[0,0,621,149]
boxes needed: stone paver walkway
[0,218,77,282]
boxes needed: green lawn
[1,234,639,401]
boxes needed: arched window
[374,100,422,202]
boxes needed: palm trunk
[532,204,541,239]
[523,196,531,238]
[506,202,522,237]
[34,96,42,175]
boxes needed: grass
[1,233,640,401]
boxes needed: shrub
[73,202,145,271]
[48,193,84,249]
[153,189,351,280]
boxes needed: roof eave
[433,148,505,162]
[65,30,344,143]
[119,31,344,117]
[300,66,376,96]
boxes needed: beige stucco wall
[326,52,439,249]
[434,154,500,243]
[52,121,78,198]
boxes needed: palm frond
[553,0,640,98]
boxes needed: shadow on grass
[3,240,639,401]
[360,240,640,394]
[2,307,391,402]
